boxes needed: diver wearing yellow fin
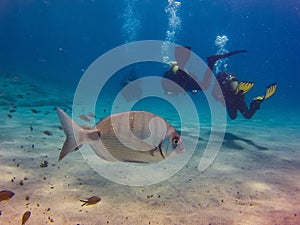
[212,71,277,119]
[162,47,247,95]
[162,46,201,95]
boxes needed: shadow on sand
[221,132,268,151]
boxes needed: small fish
[80,196,101,206]
[21,211,31,225]
[0,190,15,202]
[40,160,48,168]
[44,130,52,136]
[79,114,90,122]
[87,112,96,118]
[31,109,39,114]
[9,109,16,113]
[57,108,184,163]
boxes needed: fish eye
[172,137,179,146]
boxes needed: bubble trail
[214,35,229,73]
[122,0,140,43]
[162,0,182,63]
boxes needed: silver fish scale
[97,111,156,141]
[94,111,168,162]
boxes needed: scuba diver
[211,50,277,120]
[162,46,248,95]
[162,46,210,95]
[212,70,277,120]
[162,45,277,119]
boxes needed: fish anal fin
[149,147,158,156]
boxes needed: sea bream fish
[57,108,184,163]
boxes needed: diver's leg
[227,107,238,120]
[226,101,238,120]
[207,50,248,71]
[239,99,261,119]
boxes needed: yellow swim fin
[253,83,277,101]
[235,81,254,95]
[264,83,277,99]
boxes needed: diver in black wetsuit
[162,46,248,95]
[162,46,215,95]
[211,57,277,120]
[162,46,277,119]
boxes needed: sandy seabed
[0,104,299,225]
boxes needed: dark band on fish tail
[87,131,101,141]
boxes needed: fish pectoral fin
[151,144,165,159]
[80,200,88,206]
[149,146,158,156]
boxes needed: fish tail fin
[57,107,84,161]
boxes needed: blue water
[1,1,300,224]
[1,0,299,111]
